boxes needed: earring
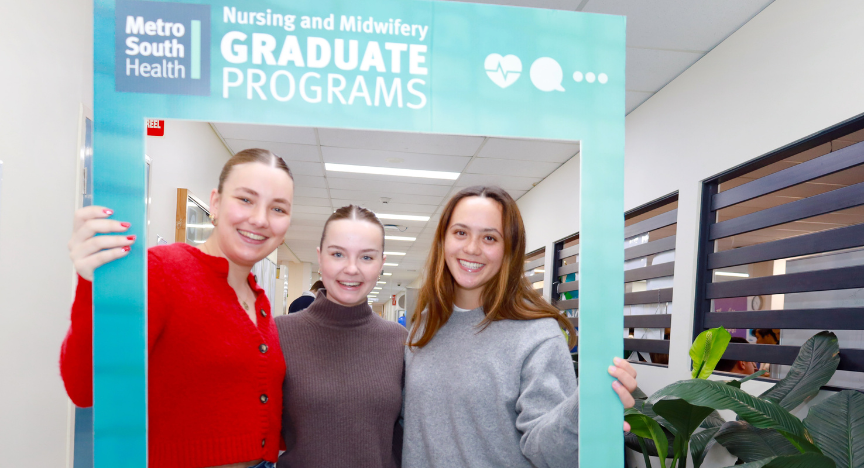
[209,213,218,227]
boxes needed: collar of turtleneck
[303,290,375,329]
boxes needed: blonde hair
[218,148,293,193]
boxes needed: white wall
[518,152,580,253]
[0,1,93,466]
[145,121,232,247]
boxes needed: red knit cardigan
[60,243,285,467]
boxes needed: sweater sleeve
[59,251,170,407]
[515,335,580,468]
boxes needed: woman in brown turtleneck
[274,205,407,468]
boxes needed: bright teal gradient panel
[92,0,625,465]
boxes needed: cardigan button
[260,394,268,403]
[259,344,268,354]
[260,309,267,318]
[262,438,266,447]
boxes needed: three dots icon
[573,71,608,84]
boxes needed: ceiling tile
[455,173,540,191]
[288,161,325,177]
[318,128,485,156]
[214,123,318,144]
[465,158,561,178]
[289,212,330,225]
[328,189,443,206]
[293,176,328,188]
[626,48,703,92]
[294,186,329,198]
[293,196,331,207]
[582,0,775,51]
[626,91,654,114]
[224,139,321,162]
[293,205,333,215]
[330,199,438,214]
[477,138,580,163]
[326,177,453,196]
[324,171,455,186]
[284,230,321,241]
[321,147,471,172]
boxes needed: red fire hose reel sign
[146,119,165,136]
[392,295,397,306]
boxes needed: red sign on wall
[146,119,165,137]
[392,295,397,306]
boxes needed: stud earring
[209,213,218,227]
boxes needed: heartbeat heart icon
[484,54,522,88]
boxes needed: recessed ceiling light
[384,252,406,256]
[385,236,416,241]
[374,287,382,290]
[377,281,386,284]
[376,213,431,222]
[715,271,750,278]
[383,263,399,266]
[324,163,459,180]
[382,272,392,276]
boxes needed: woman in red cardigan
[61,148,293,468]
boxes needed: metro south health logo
[115,0,210,95]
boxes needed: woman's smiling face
[209,162,294,267]
[443,196,505,309]
[317,218,385,307]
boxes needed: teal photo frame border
[91,0,625,465]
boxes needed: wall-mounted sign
[145,119,164,136]
[92,1,626,466]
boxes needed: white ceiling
[213,123,580,303]
[446,0,776,114]
[213,0,777,304]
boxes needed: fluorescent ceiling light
[385,236,416,241]
[377,281,386,284]
[384,251,406,256]
[376,213,431,222]
[382,272,392,276]
[374,287,382,290]
[715,271,750,278]
[325,163,459,180]
[383,263,399,266]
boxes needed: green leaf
[654,399,715,462]
[760,332,840,411]
[724,453,836,468]
[690,426,721,468]
[739,369,768,384]
[632,386,649,401]
[626,411,670,468]
[803,390,864,468]
[690,326,732,379]
[649,379,817,451]
[625,430,675,458]
[701,410,726,429]
[714,421,799,462]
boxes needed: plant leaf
[739,369,768,384]
[649,379,816,450]
[760,331,840,411]
[625,430,675,458]
[690,426,721,468]
[626,411,670,466]
[714,421,799,462]
[701,410,726,429]
[724,453,837,468]
[654,398,715,439]
[632,386,649,401]
[803,390,864,468]
[690,326,732,379]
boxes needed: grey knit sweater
[275,292,408,468]
[403,307,579,468]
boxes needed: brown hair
[218,148,293,193]
[320,205,385,250]
[408,186,576,348]
[310,280,325,292]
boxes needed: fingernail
[612,381,621,389]
[103,209,114,215]
[120,222,131,228]
[127,235,137,241]
[608,365,616,373]
[613,357,622,364]
[122,246,131,252]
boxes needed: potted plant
[624,327,861,468]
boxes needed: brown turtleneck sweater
[274,292,408,468]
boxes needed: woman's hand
[608,357,638,431]
[68,206,135,281]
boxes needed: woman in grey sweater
[403,186,637,468]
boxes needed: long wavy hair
[408,186,576,348]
